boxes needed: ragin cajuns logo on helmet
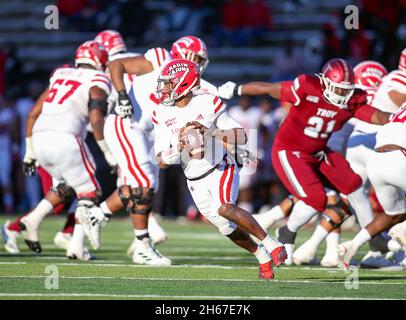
[168,62,197,78]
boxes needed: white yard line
[0,293,401,300]
[0,275,405,285]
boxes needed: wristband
[233,84,242,97]
[161,147,180,165]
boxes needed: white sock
[135,229,149,240]
[388,239,402,252]
[347,188,374,227]
[148,214,159,228]
[254,245,271,264]
[308,225,329,248]
[100,201,112,214]
[353,228,372,249]
[287,200,318,232]
[26,199,53,225]
[326,231,340,246]
[239,201,253,213]
[262,235,281,253]
[325,231,340,254]
[254,205,285,230]
[71,223,85,245]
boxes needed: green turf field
[0,215,405,300]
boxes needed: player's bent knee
[218,203,237,220]
[118,185,154,215]
[51,183,76,204]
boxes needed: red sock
[7,214,28,233]
[62,213,76,234]
[53,203,65,215]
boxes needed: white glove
[114,90,133,118]
[218,81,240,100]
[23,137,39,176]
[96,140,118,173]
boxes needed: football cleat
[132,238,171,266]
[337,241,358,270]
[293,240,318,265]
[66,245,94,261]
[76,206,107,250]
[1,220,20,254]
[148,215,168,245]
[320,248,339,268]
[360,251,396,269]
[53,231,72,250]
[259,261,274,279]
[19,216,41,253]
[271,245,288,267]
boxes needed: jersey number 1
[304,116,336,139]
[45,79,82,104]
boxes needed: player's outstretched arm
[353,105,393,125]
[26,87,48,138]
[108,56,154,92]
[218,81,282,100]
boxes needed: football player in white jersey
[95,30,168,247]
[152,59,286,279]
[84,36,216,266]
[18,41,117,260]
[338,103,406,269]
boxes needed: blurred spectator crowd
[0,0,405,219]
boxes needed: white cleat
[1,220,20,254]
[320,254,339,268]
[76,206,107,250]
[19,216,41,253]
[66,243,94,261]
[293,240,318,265]
[53,231,72,250]
[148,214,168,245]
[127,238,136,257]
[389,222,406,250]
[132,238,171,266]
[337,241,358,270]
[283,243,294,266]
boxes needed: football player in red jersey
[218,58,393,263]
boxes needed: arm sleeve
[144,47,171,70]
[353,105,377,122]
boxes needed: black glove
[114,90,133,118]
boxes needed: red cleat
[259,261,274,279]
[271,246,288,267]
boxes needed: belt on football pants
[375,144,406,157]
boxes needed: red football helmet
[157,59,200,106]
[399,48,406,72]
[171,36,209,73]
[75,40,108,71]
[353,60,387,88]
[94,30,127,56]
[320,58,355,108]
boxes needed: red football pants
[272,147,362,212]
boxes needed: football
[183,125,205,160]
